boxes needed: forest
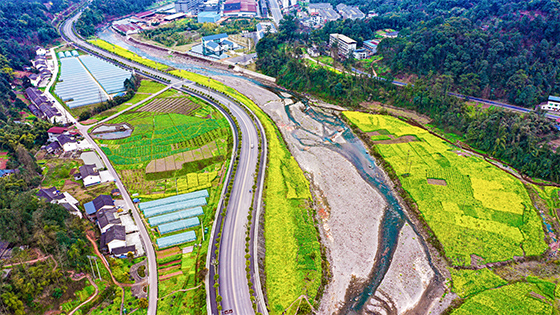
[256,18,560,183]
[0,2,94,313]
[309,0,560,106]
[0,0,74,69]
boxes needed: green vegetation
[452,282,555,315]
[89,39,169,71]
[344,112,547,266]
[96,91,230,199]
[91,80,167,122]
[257,18,560,185]
[450,269,507,298]
[38,159,82,188]
[154,248,205,314]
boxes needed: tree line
[256,20,560,183]
[307,0,560,107]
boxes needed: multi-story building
[329,33,357,58]
[175,0,203,13]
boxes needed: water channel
[98,29,442,313]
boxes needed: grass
[344,112,547,266]
[38,159,82,188]
[450,268,507,298]
[89,39,169,71]
[452,282,555,315]
[91,80,168,122]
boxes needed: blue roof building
[198,11,221,23]
[84,201,97,216]
[202,33,228,42]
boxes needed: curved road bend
[62,11,265,315]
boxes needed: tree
[139,298,148,308]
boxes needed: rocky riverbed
[212,75,451,314]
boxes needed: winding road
[60,9,267,315]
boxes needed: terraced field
[344,112,547,266]
[95,91,231,200]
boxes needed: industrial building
[198,11,221,23]
[175,0,203,13]
[330,33,357,58]
[308,3,340,23]
[223,0,258,16]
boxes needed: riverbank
[214,74,447,314]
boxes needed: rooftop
[48,126,68,134]
[202,33,228,42]
[37,186,64,203]
[79,164,99,178]
[549,95,560,102]
[331,33,356,45]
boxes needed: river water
[98,29,441,313]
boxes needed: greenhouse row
[148,206,204,226]
[80,55,131,94]
[143,197,207,218]
[54,57,108,108]
[158,217,200,235]
[139,189,209,211]
[157,231,197,248]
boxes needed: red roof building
[223,0,257,16]
[136,11,155,19]
[48,127,68,134]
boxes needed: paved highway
[61,9,266,315]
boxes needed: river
[97,29,444,313]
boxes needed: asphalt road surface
[61,10,265,315]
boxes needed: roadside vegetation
[88,38,324,312]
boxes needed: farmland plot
[96,95,231,199]
[344,112,547,266]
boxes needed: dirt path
[85,231,125,315]
[69,275,99,315]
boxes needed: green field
[96,91,231,200]
[453,281,555,315]
[344,112,547,266]
[92,80,168,122]
[450,269,507,298]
